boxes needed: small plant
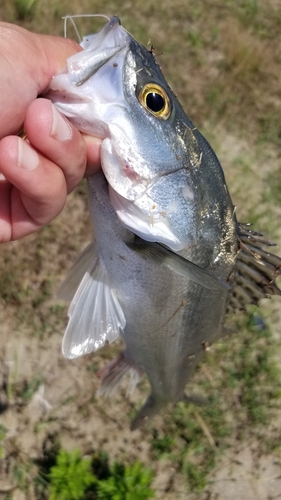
[49,449,95,500]
[151,430,174,457]
[97,461,154,500]
[48,449,155,500]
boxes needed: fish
[46,16,281,430]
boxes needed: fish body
[87,171,235,428]
[47,17,281,429]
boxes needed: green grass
[36,449,155,500]
[49,449,96,500]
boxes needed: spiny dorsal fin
[227,223,281,312]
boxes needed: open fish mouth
[65,16,129,87]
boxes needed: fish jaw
[47,18,131,137]
[52,16,129,88]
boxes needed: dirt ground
[1,1,281,499]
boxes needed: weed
[47,449,155,500]
[97,461,155,500]
[151,430,174,457]
[184,461,208,491]
[221,311,281,427]
[21,376,43,402]
[49,449,95,500]
[12,461,35,494]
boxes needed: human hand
[0,23,101,242]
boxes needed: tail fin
[130,392,209,430]
[130,395,163,431]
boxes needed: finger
[82,133,102,177]
[24,98,90,193]
[0,136,67,240]
[0,24,81,137]
[0,178,13,243]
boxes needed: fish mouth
[47,17,131,137]
[66,17,129,87]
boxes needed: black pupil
[146,92,165,112]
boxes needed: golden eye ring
[138,83,171,120]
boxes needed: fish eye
[138,83,171,119]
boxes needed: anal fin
[97,353,142,397]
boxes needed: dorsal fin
[227,223,281,312]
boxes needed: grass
[13,0,37,20]
[48,449,96,499]
[35,448,155,499]
[0,0,281,498]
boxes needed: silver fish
[47,17,281,429]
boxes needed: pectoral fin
[60,252,126,359]
[127,240,230,291]
[58,241,97,302]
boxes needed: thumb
[0,23,81,137]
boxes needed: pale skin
[0,23,102,243]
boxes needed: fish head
[47,17,231,252]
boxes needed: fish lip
[65,17,130,87]
[108,15,121,28]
